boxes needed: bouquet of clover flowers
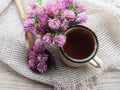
[24,0,88,73]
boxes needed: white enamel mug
[59,25,103,68]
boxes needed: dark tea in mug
[63,26,96,59]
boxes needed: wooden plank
[0,60,120,90]
[0,61,53,90]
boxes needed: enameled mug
[59,25,103,68]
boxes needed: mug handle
[88,56,103,68]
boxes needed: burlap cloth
[0,0,120,90]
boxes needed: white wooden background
[0,61,53,90]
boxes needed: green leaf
[34,15,39,27]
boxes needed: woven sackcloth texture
[0,0,120,90]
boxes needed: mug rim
[59,25,99,63]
